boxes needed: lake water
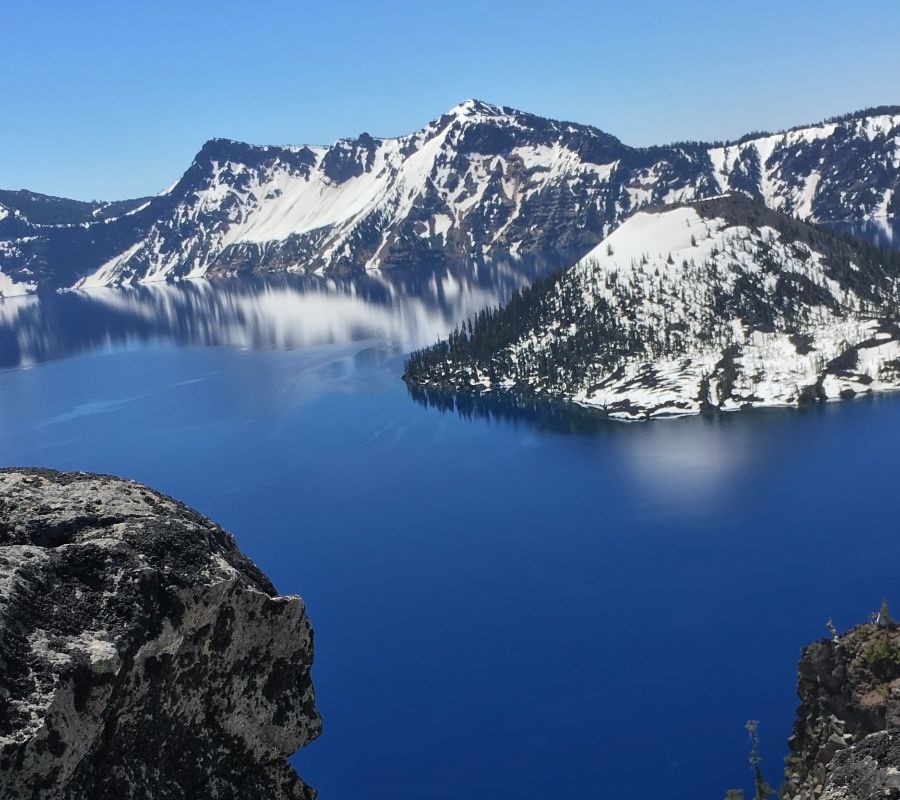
[2,264,900,799]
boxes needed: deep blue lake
[2,265,899,799]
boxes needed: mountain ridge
[1,100,897,296]
[5,99,897,212]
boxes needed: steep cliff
[0,468,320,799]
[784,617,900,799]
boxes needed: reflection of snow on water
[613,414,766,512]
[0,260,552,370]
[829,217,899,250]
[39,397,144,426]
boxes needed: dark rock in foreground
[0,468,320,799]
[819,728,900,799]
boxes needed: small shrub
[863,635,900,680]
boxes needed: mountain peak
[446,98,506,119]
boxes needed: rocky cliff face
[0,101,897,294]
[0,468,320,799]
[784,619,900,800]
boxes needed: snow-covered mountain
[404,194,900,419]
[1,101,898,295]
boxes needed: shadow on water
[405,383,620,435]
[405,377,900,435]
[0,257,560,370]
[405,380,900,515]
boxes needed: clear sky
[4,0,899,201]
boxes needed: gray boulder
[0,468,320,799]
[820,728,900,799]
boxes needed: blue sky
[4,0,899,200]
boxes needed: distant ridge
[0,101,897,295]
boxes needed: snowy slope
[0,267,36,298]
[0,203,37,296]
[709,111,900,222]
[72,100,642,287]
[404,195,900,419]
[1,102,898,291]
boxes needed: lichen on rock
[0,468,321,799]
[819,728,900,800]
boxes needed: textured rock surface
[819,728,900,800]
[0,468,320,799]
[784,620,900,799]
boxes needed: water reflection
[0,260,549,370]
[828,217,899,250]
[611,412,766,510]
[407,384,615,433]
[2,220,895,372]
[407,383,813,512]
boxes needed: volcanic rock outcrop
[784,616,900,800]
[0,468,320,799]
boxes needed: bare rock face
[0,468,321,799]
[819,728,900,800]
[784,620,900,800]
